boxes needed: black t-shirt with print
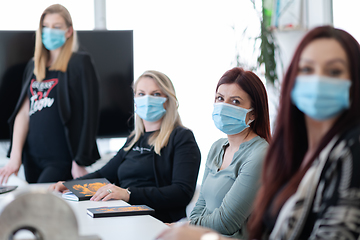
[25,69,72,162]
[117,131,156,188]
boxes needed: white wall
[0,1,94,31]
[333,0,360,43]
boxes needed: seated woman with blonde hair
[50,70,201,223]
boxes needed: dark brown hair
[248,26,360,238]
[216,67,271,143]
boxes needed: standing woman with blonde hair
[0,4,100,183]
[50,70,201,223]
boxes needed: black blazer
[80,126,201,222]
[8,52,100,166]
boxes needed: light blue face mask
[134,95,167,122]
[42,27,67,50]
[291,75,351,120]
[212,102,254,135]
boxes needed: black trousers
[22,150,73,183]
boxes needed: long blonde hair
[124,70,183,155]
[34,4,78,82]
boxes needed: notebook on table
[87,205,155,218]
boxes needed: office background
[0,0,358,182]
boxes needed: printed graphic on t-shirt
[29,78,58,116]
[132,146,152,154]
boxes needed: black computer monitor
[0,30,134,140]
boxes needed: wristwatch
[126,188,131,196]
[200,232,220,240]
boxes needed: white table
[67,198,168,240]
[0,177,168,240]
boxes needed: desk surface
[0,178,168,240]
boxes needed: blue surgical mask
[291,75,351,120]
[42,27,67,50]
[212,102,254,135]
[134,95,167,122]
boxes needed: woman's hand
[156,225,220,240]
[165,220,189,227]
[71,161,88,179]
[90,183,130,202]
[48,181,68,192]
[0,156,22,185]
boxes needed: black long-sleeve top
[80,126,201,222]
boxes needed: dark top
[79,126,201,223]
[26,70,71,162]
[117,131,156,188]
[8,52,100,166]
[263,184,287,235]
[263,124,360,239]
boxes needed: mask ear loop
[174,97,179,109]
[246,108,255,126]
[246,119,254,126]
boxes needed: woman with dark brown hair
[165,67,270,239]
[157,26,360,240]
[247,25,360,240]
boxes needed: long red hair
[216,67,271,143]
[248,26,360,238]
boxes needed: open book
[62,178,110,201]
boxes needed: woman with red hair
[157,26,360,240]
[183,67,270,239]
